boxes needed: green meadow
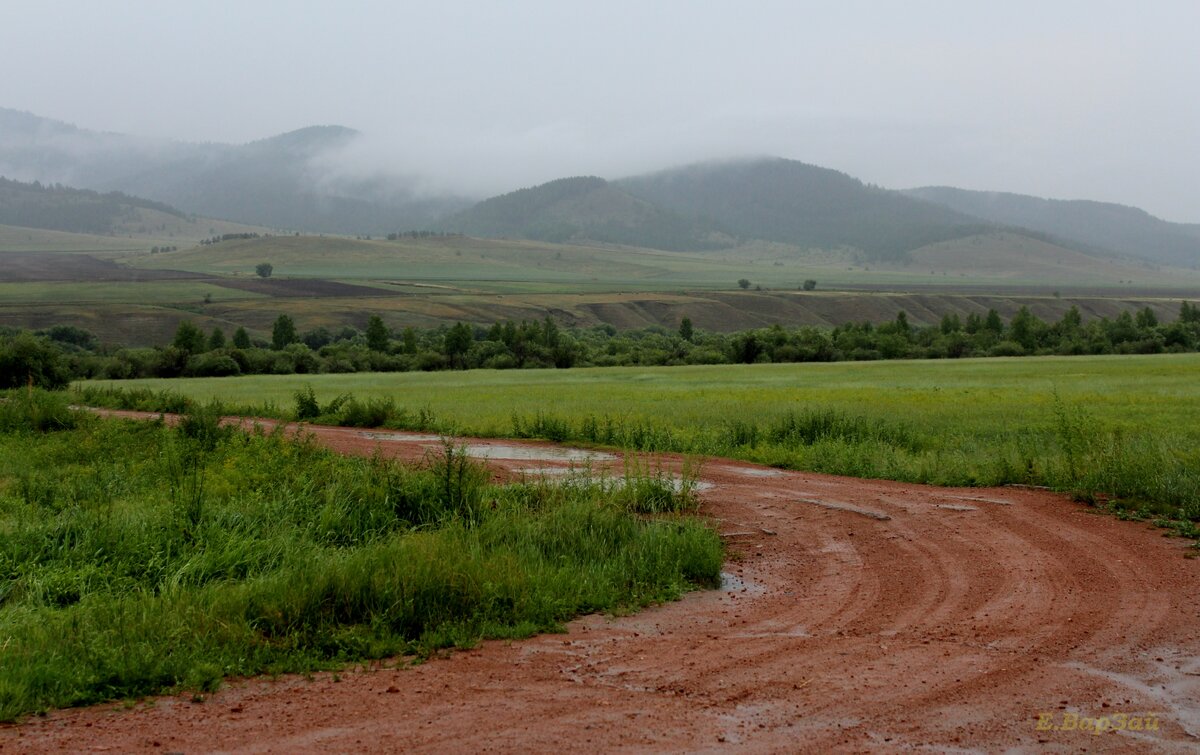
[0,281,264,306]
[82,353,1200,521]
[126,233,1191,293]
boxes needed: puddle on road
[463,445,617,462]
[512,466,575,476]
[720,571,765,595]
[358,431,444,442]
[727,466,787,478]
[354,434,711,491]
[942,494,1013,506]
[356,433,618,463]
[511,467,714,493]
[794,497,891,521]
[1065,652,1200,741]
[936,504,978,512]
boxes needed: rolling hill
[904,186,1200,268]
[0,176,186,235]
[0,177,272,248]
[444,176,725,251]
[618,158,994,260]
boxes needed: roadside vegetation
[0,390,721,722]
[73,353,1200,539]
[3,302,1200,385]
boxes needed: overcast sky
[2,0,1197,220]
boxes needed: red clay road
[2,415,1198,753]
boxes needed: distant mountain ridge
[450,158,1054,261]
[618,158,994,259]
[904,186,1200,268]
[3,107,1198,268]
[0,108,468,233]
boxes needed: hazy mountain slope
[0,176,185,234]
[0,107,159,188]
[896,231,1166,284]
[0,108,469,234]
[618,158,991,259]
[111,125,467,232]
[445,176,723,250]
[904,186,1200,268]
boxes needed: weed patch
[0,411,720,721]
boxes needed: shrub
[0,334,71,389]
[294,385,320,420]
[186,353,242,377]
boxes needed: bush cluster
[3,302,1199,387]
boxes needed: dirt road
[3,416,1199,752]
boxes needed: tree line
[3,303,1200,389]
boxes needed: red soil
[3,414,1198,752]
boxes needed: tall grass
[0,397,721,721]
[502,404,1199,526]
[0,388,82,433]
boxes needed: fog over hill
[0,108,469,233]
[904,186,1200,268]
[3,107,1199,269]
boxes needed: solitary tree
[679,316,694,342]
[984,309,1004,334]
[542,316,560,349]
[271,314,297,350]
[255,262,274,278]
[401,327,418,355]
[802,279,818,291]
[208,327,226,350]
[737,278,751,290]
[444,322,473,368]
[1060,305,1083,331]
[366,315,389,352]
[232,326,251,349]
[172,320,206,354]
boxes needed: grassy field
[4,225,1198,347]
[82,353,1200,522]
[127,233,1196,292]
[0,392,720,720]
[0,214,271,255]
[85,353,1200,439]
[0,281,264,306]
[0,225,151,254]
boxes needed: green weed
[0,415,720,721]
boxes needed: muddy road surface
[3,414,1199,752]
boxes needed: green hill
[904,186,1200,268]
[444,176,722,251]
[0,177,186,235]
[0,178,273,249]
[618,158,993,260]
